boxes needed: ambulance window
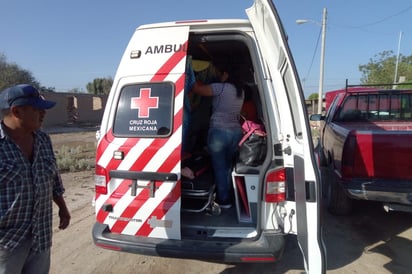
[113,83,174,137]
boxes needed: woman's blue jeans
[208,127,243,202]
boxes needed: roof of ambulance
[136,19,252,30]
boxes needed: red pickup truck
[311,86,412,215]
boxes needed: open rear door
[247,0,326,273]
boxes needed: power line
[332,4,412,30]
[303,27,322,83]
[356,5,412,28]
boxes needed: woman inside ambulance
[190,63,244,209]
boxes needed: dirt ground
[48,130,412,274]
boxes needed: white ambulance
[93,0,326,272]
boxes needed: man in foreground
[0,84,70,274]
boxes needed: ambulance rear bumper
[92,222,285,263]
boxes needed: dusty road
[48,131,412,274]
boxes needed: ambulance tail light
[265,168,286,203]
[95,165,109,194]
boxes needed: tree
[86,77,113,95]
[359,50,412,88]
[0,52,115,93]
[41,86,56,92]
[68,88,82,93]
[308,93,318,100]
[0,53,40,91]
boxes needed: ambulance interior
[180,32,268,238]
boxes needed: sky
[1,0,411,97]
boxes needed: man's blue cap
[0,84,56,110]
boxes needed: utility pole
[296,8,327,114]
[318,8,327,114]
[393,31,402,88]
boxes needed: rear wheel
[326,164,352,215]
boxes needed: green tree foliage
[0,53,40,91]
[86,77,113,95]
[1,52,114,93]
[308,93,318,100]
[359,50,412,88]
[68,88,82,93]
[42,86,56,92]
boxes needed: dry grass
[51,131,96,173]
[55,144,95,172]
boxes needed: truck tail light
[95,164,109,194]
[341,134,356,178]
[265,168,286,203]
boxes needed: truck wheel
[326,167,352,215]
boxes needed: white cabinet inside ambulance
[92,0,326,272]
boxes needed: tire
[326,165,353,215]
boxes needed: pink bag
[239,120,266,146]
[238,119,267,166]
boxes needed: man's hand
[58,207,71,229]
[54,195,71,229]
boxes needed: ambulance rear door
[247,0,326,273]
[95,25,190,241]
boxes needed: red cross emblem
[130,88,159,118]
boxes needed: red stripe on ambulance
[108,107,183,234]
[110,145,182,234]
[96,44,187,235]
[136,146,182,236]
[152,41,188,81]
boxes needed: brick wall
[41,92,107,127]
